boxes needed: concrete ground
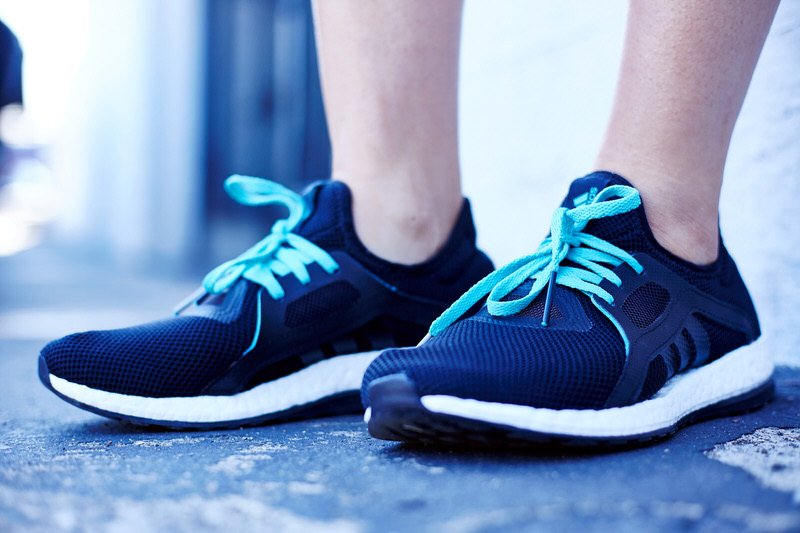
[2,247,800,533]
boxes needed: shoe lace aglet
[541,271,558,327]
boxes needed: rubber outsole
[39,355,367,430]
[365,373,775,449]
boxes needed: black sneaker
[363,172,773,447]
[39,176,493,428]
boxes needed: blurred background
[0,0,329,270]
[0,0,798,365]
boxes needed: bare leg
[595,0,779,264]
[312,0,464,264]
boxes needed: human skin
[312,0,464,265]
[312,0,779,266]
[595,0,780,264]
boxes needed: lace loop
[429,185,643,336]
[201,175,339,300]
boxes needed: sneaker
[362,171,773,447]
[38,176,493,428]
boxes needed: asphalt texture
[2,247,800,533]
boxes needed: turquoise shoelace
[428,185,644,336]
[201,175,339,300]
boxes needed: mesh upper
[696,313,748,364]
[637,356,669,402]
[623,282,670,328]
[40,180,494,399]
[42,281,260,397]
[284,281,361,328]
[363,295,625,409]
[362,171,760,409]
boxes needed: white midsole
[49,351,379,424]
[418,344,773,438]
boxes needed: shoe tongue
[485,172,644,322]
[295,180,352,239]
[487,277,579,325]
[558,171,643,251]
[560,171,632,209]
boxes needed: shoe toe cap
[362,321,627,410]
[38,317,247,398]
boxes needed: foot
[362,171,773,447]
[38,176,493,428]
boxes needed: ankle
[339,178,463,265]
[592,162,721,265]
[632,180,721,265]
[645,205,720,265]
